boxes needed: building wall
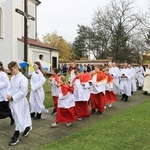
[0,0,37,69]
[30,46,50,64]
[0,0,13,68]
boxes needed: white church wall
[17,40,24,61]
[28,0,36,39]
[30,46,50,64]
[0,0,13,68]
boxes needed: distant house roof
[18,37,59,51]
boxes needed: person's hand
[7,95,12,101]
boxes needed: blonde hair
[60,75,66,83]
[103,67,109,72]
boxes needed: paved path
[0,90,148,150]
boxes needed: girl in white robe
[7,61,32,146]
[29,61,48,119]
[51,75,77,127]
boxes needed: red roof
[18,37,59,51]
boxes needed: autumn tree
[42,32,75,60]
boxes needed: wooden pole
[24,0,28,62]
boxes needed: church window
[39,54,44,60]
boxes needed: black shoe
[9,137,19,146]
[95,110,102,115]
[131,91,133,94]
[22,126,32,137]
[34,113,41,120]
[90,109,96,115]
[121,94,125,101]
[51,109,57,115]
[30,112,35,118]
[12,130,19,139]
[124,95,128,102]
[138,86,142,90]
[143,91,148,95]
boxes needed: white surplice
[49,78,59,96]
[109,67,121,95]
[135,66,144,87]
[120,68,132,96]
[8,72,31,132]
[143,68,150,93]
[90,73,106,94]
[129,67,137,92]
[69,69,76,85]
[0,71,10,102]
[58,87,76,109]
[29,69,48,113]
[73,79,90,101]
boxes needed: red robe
[74,72,91,118]
[50,74,59,110]
[90,71,106,112]
[105,74,117,104]
[56,84,76,123]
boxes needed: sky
[37,0,149,43]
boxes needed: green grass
[43,78,53,108]
[38,100,150,150]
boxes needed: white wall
[0,0,13,68]
[0,0,37,69]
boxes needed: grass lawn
[38,100,150,150]
[43,78,53,108]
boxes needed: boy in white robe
[109,62,121,95]
[120,63,132,101]
[135,63,144,90]
[49,68,59,115]
[128,64,137,94]
[7,61,32,146]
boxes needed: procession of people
[0,60,149,146]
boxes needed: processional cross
[15,0,35,62]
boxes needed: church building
[0,0,58,70]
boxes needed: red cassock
[56,84,77,123]
[75,72,91,118]
[90,71,106,112]
[105,75,117,105]
[51,74,59,110]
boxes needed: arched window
[39,54,44,60]
[0,7,3,38]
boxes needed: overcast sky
[37,0,149,43]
